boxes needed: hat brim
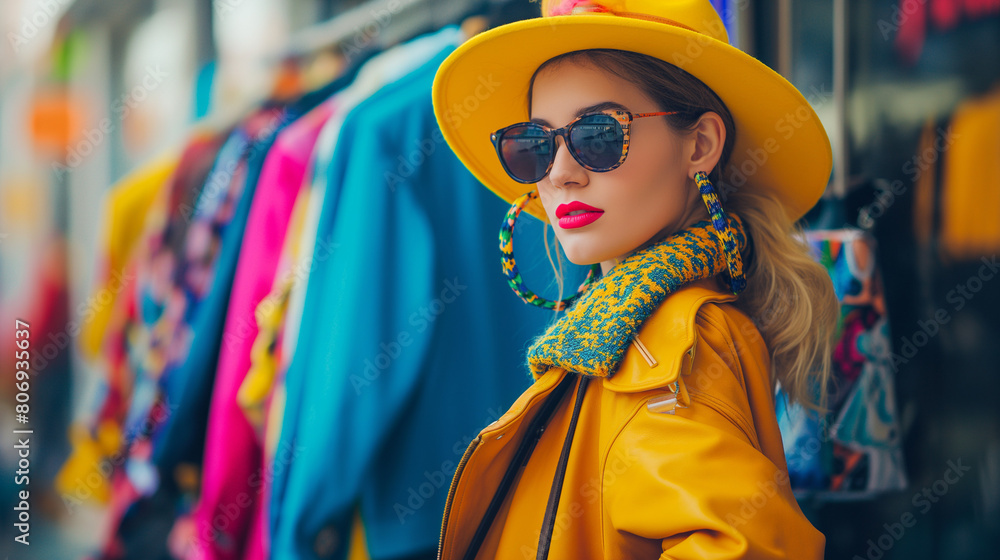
[432,13,832,223]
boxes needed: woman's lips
[558,211,603,229]
[556,201,604,229]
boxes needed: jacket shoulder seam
[690,304,760,449]
[694,303,749,392]
[686,387,762,451]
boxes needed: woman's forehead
[529,60,654,121]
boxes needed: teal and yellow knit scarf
[526,216,748,379]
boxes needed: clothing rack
[283,0,486,57]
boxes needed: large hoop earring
[695,171,747,295]
[499,190,602,310]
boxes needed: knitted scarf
[526,215,748,379]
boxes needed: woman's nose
[547,136,589,188]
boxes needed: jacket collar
[526,218,746,381]
[602,278,736,392]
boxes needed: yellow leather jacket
[438,276,825,559]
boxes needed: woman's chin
[559,245,614,268]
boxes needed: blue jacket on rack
[268,43,584,560]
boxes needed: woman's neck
[600,204,713,276]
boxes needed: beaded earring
[499,190,602,310]
[695,171,747,294]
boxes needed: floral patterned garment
[89,108,288,560]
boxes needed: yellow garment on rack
[940,87,1000,261]
[238,185,310,437]
[54,419,121,504]
[239,283,286,434]
[79,152,178,358]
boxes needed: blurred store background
[0,0,998,558]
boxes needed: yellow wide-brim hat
[432,0,832,223]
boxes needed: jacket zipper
[437,435,482,560]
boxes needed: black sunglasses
[489,109,677,184]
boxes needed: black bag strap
[536,375,590,560]
[461,373,578,560]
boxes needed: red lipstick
[556,201,604,229]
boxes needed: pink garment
[243,500,265,560]
[190,99,335,560]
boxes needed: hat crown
[543,0,728,43]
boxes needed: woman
[431,0,839,558]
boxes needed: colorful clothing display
[65,22,572,560]
[58,133,220,513]
[267,31,558,560]
[88,153,179,467]
[186,96,334,560]
[777,229,907,497]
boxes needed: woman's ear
[684,111,726,178]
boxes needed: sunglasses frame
[489,109,678,184]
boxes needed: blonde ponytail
[727,189,839,412]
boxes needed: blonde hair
[530,49,839,412]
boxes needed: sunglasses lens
[569,114,623,170]
[499,125,551,183]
